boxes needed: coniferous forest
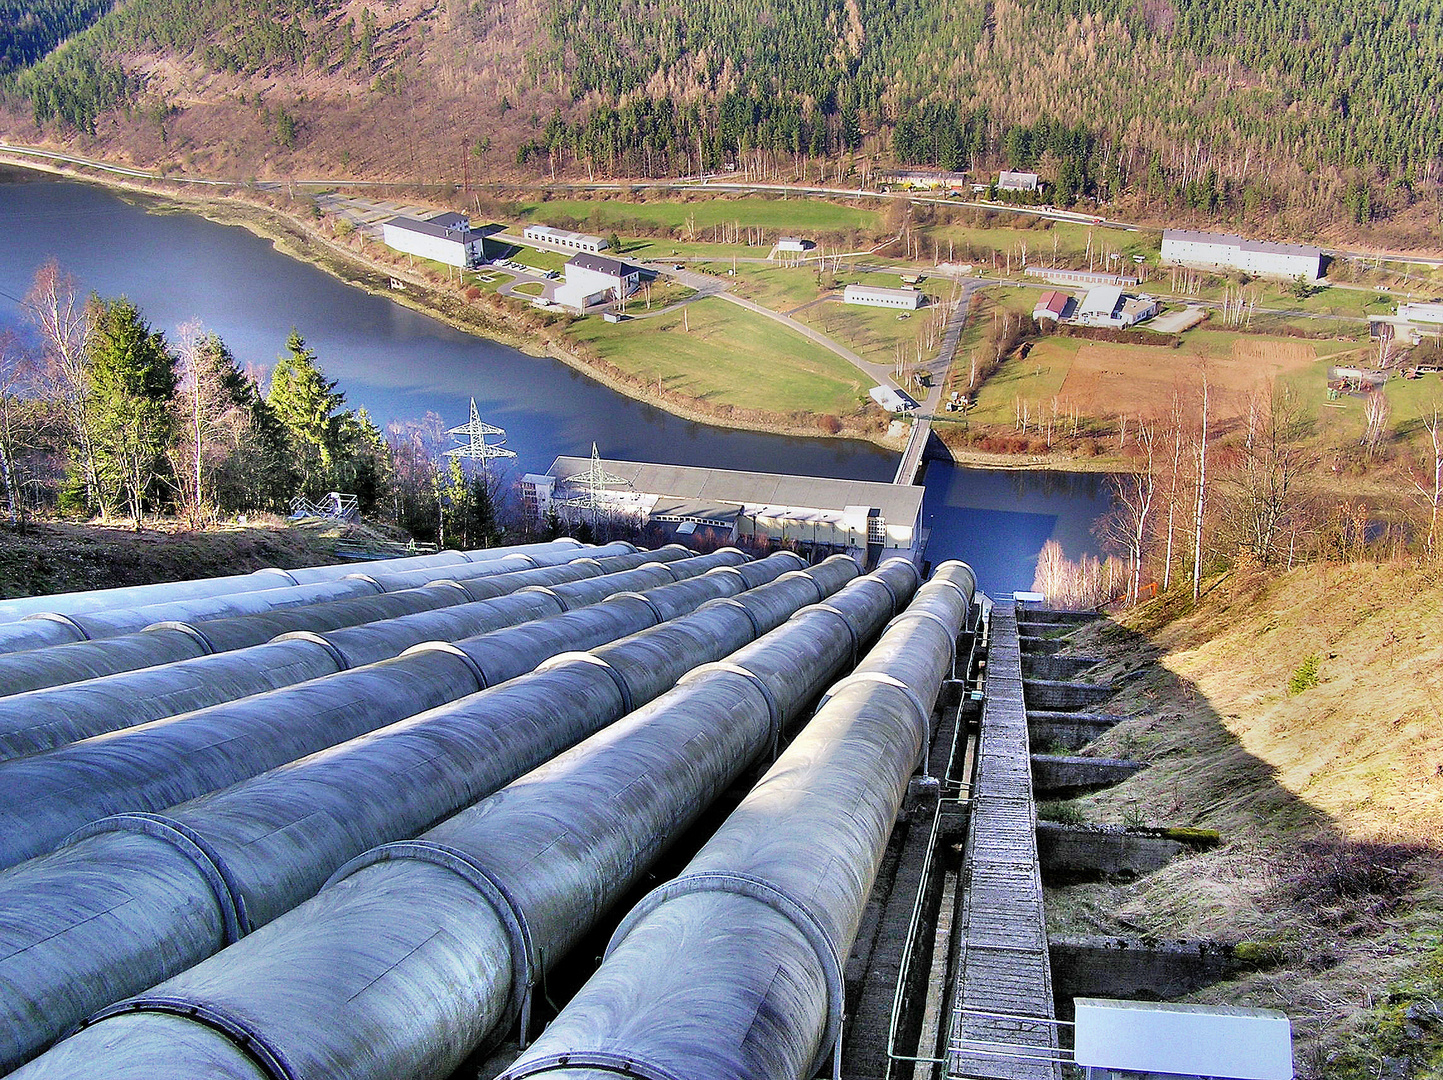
[2,0,1443,232]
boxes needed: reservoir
[0,168,1110,592]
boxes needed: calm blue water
[0,168,1110,591]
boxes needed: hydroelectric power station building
[523,457,925,565]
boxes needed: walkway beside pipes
[946,602,1061,1080]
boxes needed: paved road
[7,139,1443,270]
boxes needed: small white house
[1161,229,1323,281]
[844,284,923,310]
[523,225,609,252]
[553,253,641,311]
[382,212,488,268]
[869,385,920,412]
[999,170,1041,192]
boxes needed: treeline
[0,261,504,547]
[530,0,1443,216]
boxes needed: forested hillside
[3,0,1442,242]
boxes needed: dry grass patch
[1043,566,1443,1078]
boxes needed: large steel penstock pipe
[0,540,588,625]
[0,543,655,695]
[502,562,976,1080]
[0,548,684,758]
[6,559,916,1080]
[0,553,834,1073]
[0,550,749,869]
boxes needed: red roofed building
[1032,290,1071,321]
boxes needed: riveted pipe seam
[66,812,248,941]
[536,652,634,713]
[88,997,295,1080]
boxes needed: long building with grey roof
[1161,228,1324,281]
[524,457,926,565]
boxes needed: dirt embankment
[1043,562,1443,1079]
[0,520,350,600]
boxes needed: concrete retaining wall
[1031,754,1144,796]
[1028,711,1124,751]
[1022,655,1104,680]
[1023,678,1114,711]
[1050,936,1244,1000]
[1036,822,1186,881]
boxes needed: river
[0,167,1110,592]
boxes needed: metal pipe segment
[0,550,685,754]
[8,559,914,1080]
[0,552,826,1073]
[502,561,976,1080]
[0,540,587,625]
[0,549,752,870]
[0,542,643,678]
[0,540,604,657]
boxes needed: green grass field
[924,220,1150,266]
[969,336,1083,424]
[694,263,830,312]
[519,196,882,236]
[565,297,868,415]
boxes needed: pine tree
[267,329,346,500]
[87,297,177,527]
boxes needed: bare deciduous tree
[1361,390,1391,455]
[1410,402,1443,560]
[0,331,38,526]
[1192,368,1210,603]
[1099,419,1158,604]
[1219,382,1316,564]
[24,260,99,510]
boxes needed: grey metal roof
[1162,228,1321,259]
[568,253,635,277]
[385,215,484,244]
[548,458,925,524]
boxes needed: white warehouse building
[553,253,641,311]
[844,284,923,310]
[1075,286,1158,329]
[1161,229,1324,281]
[381,212,490,268]
[523,225,609,253]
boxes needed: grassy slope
[565,296,868,414]
[522,197,882,235]
[0,520,351,600]
[1045,563,1443,1078]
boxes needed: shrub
[1287,653,1321,695]
[1037,800,1086,826]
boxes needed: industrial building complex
[844,283,925,310]
[553,253,642,311]
[1160,229,1324,281]
[523,456,925,564]
[522,224,610,253]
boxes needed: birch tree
[24,260,99,511]
[1411,403,1443,561]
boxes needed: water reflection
[0,167,1110,588]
